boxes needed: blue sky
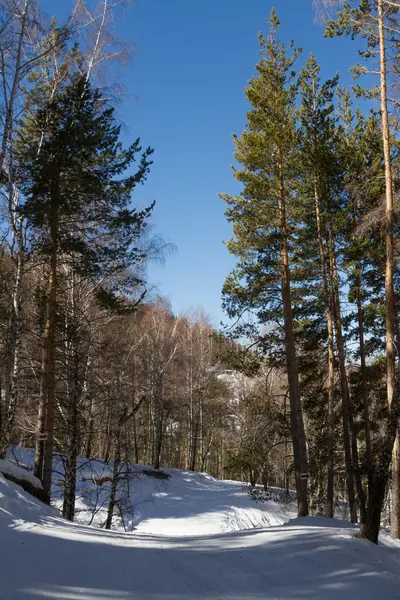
[47,1,366,326]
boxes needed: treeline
[1,279,235,521]
[221,2,400,544]
[0,0,159,511]
[2,0,400,547]
[0,0,295,531]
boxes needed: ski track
[2,457,400,599]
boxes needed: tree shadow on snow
[3,516,400,600]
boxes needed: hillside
[2,455,400,599]
[6,448,290,535]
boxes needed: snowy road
[3,515,400,599]
[2,468,400,599]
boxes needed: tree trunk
[199,397,204,468]
[40,186,59,504]
[356,272,373,486]
[188,343,193,470]
[262,451,269,491]
[105,417,121,530]
[351,190,373,491]
[249,470,257,487]
[86,410,94,460]
[360,380,400,543]
[327,226,357,522]
[331,232,367,523]
[33,354,46,480]
[62,307,80,523]
[153,409,163,470]
[132,410,139,464]
[153,376,164,470]
[62,400,78,521]
[313,174,335,518]
[190,418,199,471]
[0,0,29,174]
[0,217,24,458]
[102,395,113,463]
[377,0,399,539]
[278,154,308,517]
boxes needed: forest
[0,0,399,556]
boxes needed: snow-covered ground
[2,452,400,599]
[6,447,289,535]
[0,458,43,490]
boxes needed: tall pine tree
[15,73,154,502]
[220,9,309,516]
[325,0,400,540]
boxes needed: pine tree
[325,0,400,540]
[339,100,400,542]
[297,59,367,523]
[220,9,309,517]
[15,73,154,503]
[339,96,383,493]
[297,54,340,519]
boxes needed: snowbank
[0,458,43,489]
[0,471,56,523]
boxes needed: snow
[127,471,288,536]
[7,447,289,535]
[0,458,43,489]
[2,451,400,599]
[0,470,55,524]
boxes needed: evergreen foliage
[16,73,154,301]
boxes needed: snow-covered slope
[6,448,290,535]
[125,470,288,536]
[0,471,55,524]
[2,453,400,599]
[0,458,43,490]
